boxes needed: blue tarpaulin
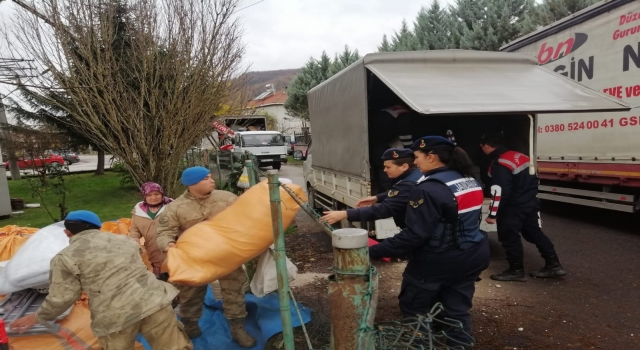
[137,286,312,350]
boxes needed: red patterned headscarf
[139,182,173,210]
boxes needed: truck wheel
[272,162,282,170]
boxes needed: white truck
[231,130,288,170]
[295,50,629,239]
[501,0,640,213]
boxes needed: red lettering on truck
[613,24,640,40]
[620,11,640,26]
[537,33,589,65]
[619,116,639,126]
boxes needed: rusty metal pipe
[328,228,378,350]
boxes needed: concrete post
[328,228,378,350]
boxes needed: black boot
[531,255,566,278]
[490,263,526,282]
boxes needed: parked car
[4,154,66,170]
[50,150,80,165]
[284,136,294,155]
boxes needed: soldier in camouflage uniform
[156,166,256,348]
[10,210,192,350]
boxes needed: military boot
[182,318,202,338]
[490,263,526,282]
[531,255,566,278]
[230,318,256,348]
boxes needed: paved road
[5,154,112,178]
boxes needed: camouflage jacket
[34,229,179,337]
[156,190,238,251]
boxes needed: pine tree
[449,0,486,49]
[536,0,598,27]
[458,0,532,51]
[518,12,540,36]
[284,58,322,120]
[285,47,362,119]
[378,34,392,52]
[414,0,452,50]
[391,20,420,51]
[329,45,360,76]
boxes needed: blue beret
[411,136,455,151]
[181,166,211,186]
[65,210,102,227]
[381,148,414,161]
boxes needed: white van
[232,131,288,170]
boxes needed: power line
[236,0,265,12]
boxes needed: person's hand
[10,313,38,334]
[485,217,496,225]
[165,242,176,252]
[321,211,348,225]
[356,196,378,208]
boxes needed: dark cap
[410,136,455,152]
[480,132,505,143]
[381,148,414,161]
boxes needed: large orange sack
[167,181,305,285]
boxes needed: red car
[4,155,65,170]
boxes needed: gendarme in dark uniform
[348,149,421,228]
[320,148,420,228]
[370,136,490,348]
[480,132,566,281]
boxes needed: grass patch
[2,172,140,228]
[287,155,303,166]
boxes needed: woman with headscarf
[129,182,173,277]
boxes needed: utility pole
[0,96,22,181]
[0,97,17,217]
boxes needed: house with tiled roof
[245,84,305,135]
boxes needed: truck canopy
[308,50,631,179]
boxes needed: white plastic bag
[250,245,297,297]
[3,222,69,293]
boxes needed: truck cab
[301,50,629,239]
[233,131,288,170]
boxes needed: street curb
[6,168,116,180]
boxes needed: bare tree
[2,0,248,196]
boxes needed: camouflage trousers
[175,266,248,321]
[98,304,192,350]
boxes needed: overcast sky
[0,0,456,75]
[236,0,456,71]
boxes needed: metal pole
[245,159,256,187]
[0,97,21,180]
[328,228,378,350]
[267,170,295,350]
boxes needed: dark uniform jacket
[370,167,486,281]
[487,146,539,218]
[346,168,422,228]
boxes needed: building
[245,84,306,135]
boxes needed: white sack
[4,222,69,292]
[0,261,22,295]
